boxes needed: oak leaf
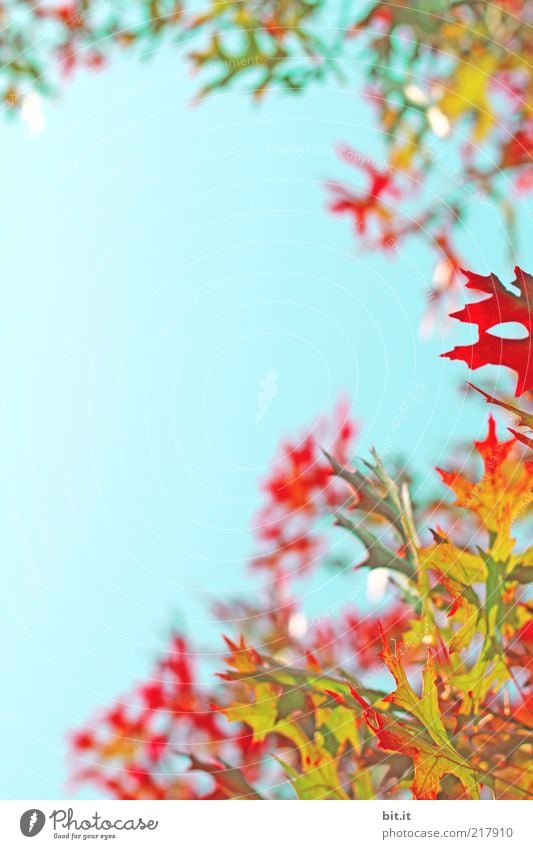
[442,267,533,396]
[349,634,481,799]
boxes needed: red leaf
[508,428,533,449]
[442,267,533,396]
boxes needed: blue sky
[0,47,530,799]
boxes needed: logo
[20,809,46,837]
[19,807,159,839]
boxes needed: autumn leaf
[69,404,532,801]
[187,754,263,800]
[439,52,499,141]
[442,268,533,396]
[420,545,482,654]
[466,383,533,448]
[348,636,481,800]
[436,415,533,545]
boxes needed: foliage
[443,267,533,397]
[18,0,527,800]
[69,321,533,798]
[444,266,533,450]
[327,1,533,323]
[3,3,533,318]
[0,1,339,108]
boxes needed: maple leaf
[442,267,533,396]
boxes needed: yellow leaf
[439,53,498,140]
[437,417,533,551]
